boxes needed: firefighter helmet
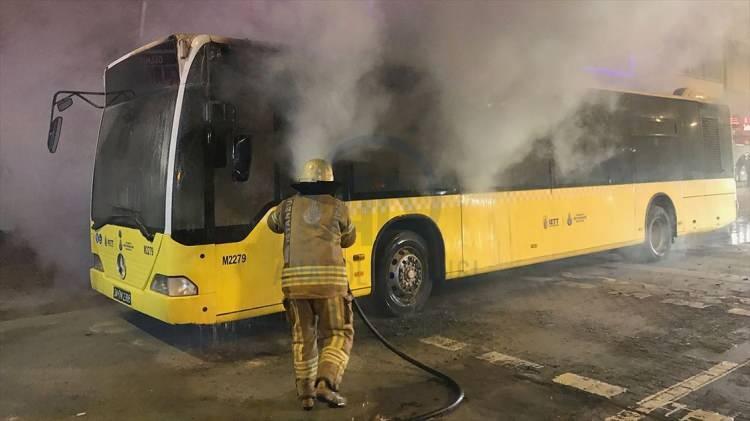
[297,158,334,183]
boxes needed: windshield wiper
[92,211,154,242]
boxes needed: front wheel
[374,231,433,317]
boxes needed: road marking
[661,298,711,309]
[637,361,738,412]
[606,360,746,421]
[552,373,627,398]
[605,410,643,421]
[607,407,732,421]
[679,409,734,420]
[419,335,467,351]
[476,351,544,371]
[728,308,750,317]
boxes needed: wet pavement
[2,189,750,420]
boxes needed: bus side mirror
[47,116,63,153]
[232,135,252,182]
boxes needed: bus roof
[598,88,720,106]
[106,34,724,108]
[106,33,278,70]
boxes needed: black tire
[641,205,673,262]
[374,230,433,317]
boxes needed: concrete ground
[2,189,750,421]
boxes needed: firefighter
[267,158,356,411]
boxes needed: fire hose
[350,294,465,420]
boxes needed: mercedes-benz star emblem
[116,253,127,279]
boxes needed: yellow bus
[48,34,737,324]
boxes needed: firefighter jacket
[267,194,357,299]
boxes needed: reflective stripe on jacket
[267,194,356,299]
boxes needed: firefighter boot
[296,379,315,411]
[315,380,347,408]
[301,397,315,411]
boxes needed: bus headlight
[150,275,198,297]
[92,254,104,272]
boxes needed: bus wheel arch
[646,193,677,240]
[371,215,445,316]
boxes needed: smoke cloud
[0,0,745,283]
[380,1,741,189]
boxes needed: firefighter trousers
[285,294,354,398]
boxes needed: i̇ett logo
[116,253,127,279]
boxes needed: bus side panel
[507,189,555,263]
[632,180,726,238]
[460,193,510,273]
[670,179,735,236]
[210,195,462,322]
[550,184,637,254]
[632,179,735,241]
[348,195,463,283]
[680,179,709,233]
[213,211,285,319]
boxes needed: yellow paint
[89,178,736,324]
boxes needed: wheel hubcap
[649,216,670,256]
[387,246,423,306]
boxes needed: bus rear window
[632,116,678,137]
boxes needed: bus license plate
[113,286,132,305]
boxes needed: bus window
[701,116,723,174]
[171,84,208,244]
[211,43,280,243]
[495,138,552,191]
[332,138,434,199]
[627,96,684,183]
[171,46,209,245]
[630,130,683,182]
[552,99,628,187]
[632,116,678,137]
[683,103,732,181]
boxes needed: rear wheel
[642,205,672,261]
[374,231,433,317]
[621,204,673,262]
[737,163,747,184]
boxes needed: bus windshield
[91,39,180,233]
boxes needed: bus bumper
[90,269,216,325]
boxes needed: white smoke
[383,1,741,189]
[0,0,745,282]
